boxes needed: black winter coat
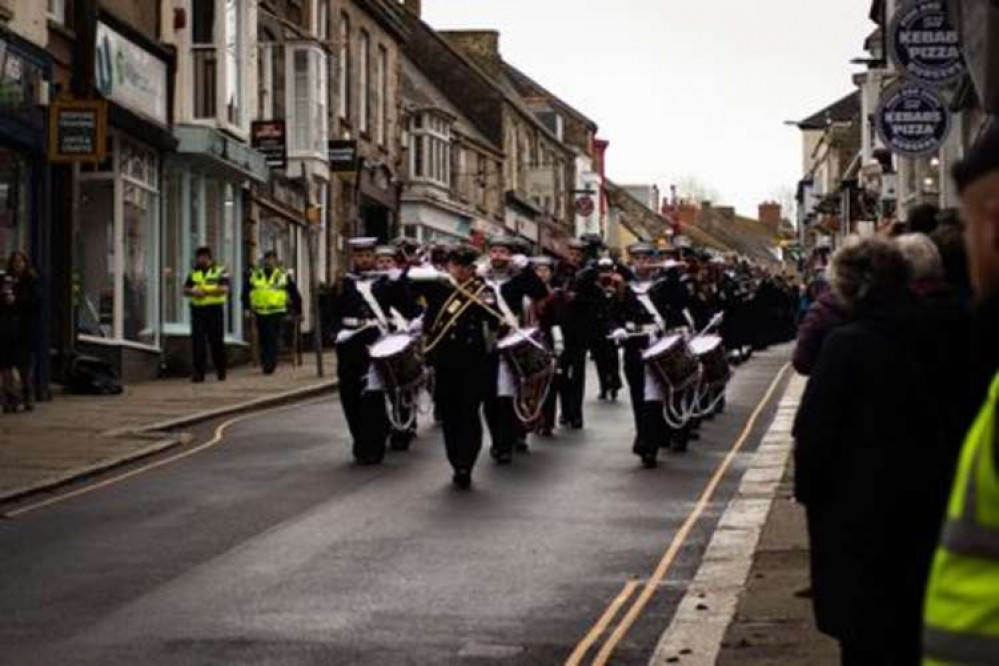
[792,299,961,651]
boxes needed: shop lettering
[885,111,943,123]
[897,30,958,45]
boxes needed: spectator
[908,202,941,235]
[793,237,959,665]
[0,252,40,412]
[792,272,847,376]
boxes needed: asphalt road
[0,346,790,666]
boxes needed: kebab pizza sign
[889,0,965,87]
[876,83,952,158]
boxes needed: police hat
[348,237,378,252]
[447,244,480,266]
[488,235,518,250]
[531,256,555,268]
[953,123,999,194]
[627,242,655,257]
[375,245,398,258]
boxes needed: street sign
[47,99,107,163]
[328,140,359,172]
[251,120,287,170]
[889,0,965,87]
[574,195,595,217]
[875,83,952,157]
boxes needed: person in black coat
[1,252,41,412]
[792,237,962,665]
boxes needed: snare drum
[690,335,730,387]
[369,334,426,393]
[642,334,700,391]
[497,328,554,382]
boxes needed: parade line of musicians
[185,235,797,489]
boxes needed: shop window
[409,112,451,188]
[0,152,28,262]
[191,0,248,133]
[287,45,328,160]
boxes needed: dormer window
[409,112,451,188]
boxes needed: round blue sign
[876,84,952,157]
[889,0,965,87]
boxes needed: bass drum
[497,327,554,382]
[690,334,731,388]
[642,334,700,391]
[369,334,426,393]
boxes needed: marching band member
[329,238,420,465]
[530,256,566,437]
[592,257,626,401]
[420,245,497,489]
[554,239,602,429]
[479,236,550,463]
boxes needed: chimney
[440,30,501,64]
[758,201,782,234]
[402,0,421,16]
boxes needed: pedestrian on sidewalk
[793,237,960,665]
[243,251,302,375]
[1,251,40,411]
[922,124,999,666]
[184,247,229,383]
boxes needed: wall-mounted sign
[875,83,952,157]
[574,195,595,217]
[95,21,168,126]
[48,99,108,163]
[251,120,287,169]
[889,0,965,87]
[328,140,358,172]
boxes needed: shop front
[400,199,471,245]
[162,125,268,375]
[0,28,52,394]
[74,17,173,382]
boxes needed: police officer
[420,245,496,488]
[330,238,419,465]
[244,251,302,375]
[922,124,999,664]
[480,236,549,463]
[184,246,229,383]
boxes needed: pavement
[0,353,337,504]
[0,347,792,666]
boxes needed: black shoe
[390,431,413,452]
[689,431,701,442]
[570,419,583,430]
[610,390,619,402]
[598,390,607,401]
[539,427,554,438]
[641,452,658,469]
[191,375,205,384]
[452,469,472,489]
[492,450,513,465]
[671,438,689,453]
[515,440,529,453]
[355,453,385,466]
[217,371,227,382]
[559,415,570,426]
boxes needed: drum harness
[355,276,425,432]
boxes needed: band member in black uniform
[530,256,566,437]
[480,236,549,463]
[330,238,421,465]
[592,257,625,401]
[420,245,497,489]
[609,243,680,468]
[555,239,602,429]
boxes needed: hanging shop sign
[889,0,965,87]
[251,120,287,170]
[875,83,952,157]
[47,99,108,163]
[574,195,595,217]
[328,140,358,173]
[94,20,168,126]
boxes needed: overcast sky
[422,0,872,218]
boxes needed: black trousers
[623,343,666,457]
[435,358,488,472]
[255,313,284,374]
[191,305,226,379]
[592,337,622,394]
[483,354,519,456]
[559,342,587,424]
[336,340,389,463]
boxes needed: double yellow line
[566,363,791,665]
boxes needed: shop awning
[173,125,269,183]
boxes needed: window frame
[376,44,388,147]
[285,44,329,161]
[338,12,350,122]
[190,0,251,137]
[46,0,67,24]
[358,29,370,136]
[409,111,452,189]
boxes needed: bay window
[409,112,451,188]
[191,0,250,134]
[287,45,328,160]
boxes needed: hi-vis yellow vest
[923,372,999,665]
[189,266,228,307]
[249,268,289,315]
